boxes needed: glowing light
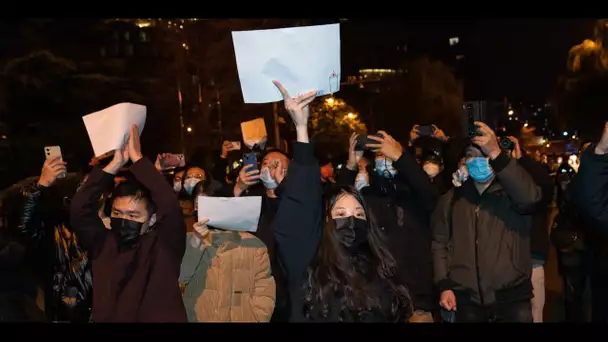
[179,25,183,29]
[326,97,335,105]
[0,135,6,139]
[186,126,192,132]
[347,113,355,119]
[546,143,551,148]
[524,123,529,127]
[563,131,569,136]
[359,69,396,74]
[508,110,514,115]
[572,135,577,139]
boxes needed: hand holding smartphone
[159,153,186,171]
[44,146,67,179]
[355,133,384,151]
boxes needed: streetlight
[563,131,568,137]
[186,126,192,133]
[524,123,529,128]
[508,110,514,116]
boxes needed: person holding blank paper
[272,81,411,322]
[179,182,276,322]
[70,125,187,322]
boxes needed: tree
[554,19,608,141]
[374,57,464,142]
[309,96,366,152]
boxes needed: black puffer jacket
[12,179,92,322]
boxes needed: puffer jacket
[13,181,92,322]
[179,228,276,322]
[431,152,542,305]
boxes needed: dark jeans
[455,300,533,323]
[562,264,589,322]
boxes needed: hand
[471,122,501,160]
[439,290,457,311]
[127,124,143,163]
[366,131,403,161]
[346,133,359,170]
[273,80,316,128]
[595,122,608,155]
[432,125,449,142]
[507,136,523,159]
[221,141,236,159]
[270,160,286,185]
[103,146,129,175]
[38,156,67,187]
[154,153,167,171]
[191,218,210,249]
[236,164,260,191]
[409,125,420,146]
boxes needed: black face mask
[334,216,369,253]
[110,217,144,251]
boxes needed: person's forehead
[113,196,147,212]
[465,146,484,157]
[333,193,362,209]
[264,152,287,162]
[187,167,204,175]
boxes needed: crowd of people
[1,79,608,323]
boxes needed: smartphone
[243,152,258,171]
[440,308,456,323]
[468,116,479,138]
[160,153,186,171]
[417,125,435,137]
[44,146,67,179]
[355,133,383,151]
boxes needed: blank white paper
[197,196,262,232]
[232,23,341,104]
[82,103,146,157]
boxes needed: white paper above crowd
[232,23,341,104]
[197,196,262,232]
[82,103,147,157]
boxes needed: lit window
[139,31,149,42]
[449,37,460,46]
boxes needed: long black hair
[303,185,411,322]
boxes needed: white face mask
[355,172,369,191]
[173,182,182,193]
[423,162,441,179]
[375,158,397,178]
[184,178,202,195]
[259,167,278,190]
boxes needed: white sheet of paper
[82,103,147,157]
[232,23,341,104]
[197,196,262,232]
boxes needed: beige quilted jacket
[179,229,276,322]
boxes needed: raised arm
[272,81,322,285]
[127,125,186,261]
[70,167,114,259]
[368,131,439,212]
[489,152,542,213]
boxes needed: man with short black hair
[71,125,187,322]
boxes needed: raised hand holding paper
[197,196,262,232]
[82,103,146,157]
[232,23,341,104]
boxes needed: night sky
[344,18,596,102]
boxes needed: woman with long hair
[303,186,411,321]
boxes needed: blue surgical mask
[465,157,494,183]
[355,173,369,191]
[375,158,397,178]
